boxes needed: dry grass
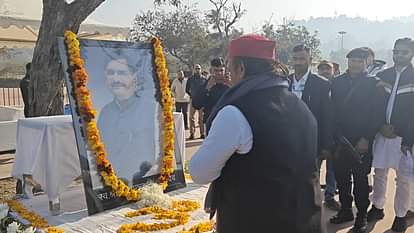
[0,178,16,202]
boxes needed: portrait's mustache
[110,82,127,88]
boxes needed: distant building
[0,0,129,80]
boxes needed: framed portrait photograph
[58,38,186,215]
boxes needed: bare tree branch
[207,0,244,39]
[224,2,242,38]
[67,0,105,31]
[168,48,191,69]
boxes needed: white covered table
[12,113,186,204]
[0,106,24,152]
[0,120,18,152]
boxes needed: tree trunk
[29,0,105,117]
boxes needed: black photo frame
[57,38,186,215]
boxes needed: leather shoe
[330,208,354,224]
[391,216,407,232]
[352,212,367,233]
[367,205,384,222]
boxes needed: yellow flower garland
[151,37,175,190]
[118,200,215,233]
[6,200,50,229]
[64,31,141,201]
[1,32,212,233]
[64,31,178,202]
[47,227,66,233]
[1,32,209,233]
[4,199,213,233]
[177,221,215,233]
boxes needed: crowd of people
[170,34,414,233]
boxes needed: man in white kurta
[368,38,414,232]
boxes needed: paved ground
[2,131,414,232]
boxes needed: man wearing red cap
[189,34,324,233]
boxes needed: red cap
[228,34,276,60]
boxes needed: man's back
[20,75,30,117]
[192,82,230,121]
[216,86,323,233]
[186,74,206,97]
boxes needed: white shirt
[292,69,310,99]
[189,105,253,184]
[171,78,190,103]
[386,66,407,123]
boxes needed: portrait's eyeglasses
[194,67,201,70]
[106,69,129,76]
[393,50,411,55]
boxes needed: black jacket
[185,74,207,98]
[19,75,30,117]
[331,72,383,145]
[376,64,414,147]
[289,73,334,152]
[191,82,230,122]
[207,74,324,233]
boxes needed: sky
[88,0,414,31]
[2,0,414,30]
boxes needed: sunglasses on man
[393,49,411,55]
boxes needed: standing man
[329,48,383,233]
[316,60,340,211]
[289,46,337,211]
[318,60,335,80]
[364,47,386,76]
[186,64,207,139]
[363,47,386,193]
[333,62,341,76]
[367,38,414,232]
[20,62,31,118]
[192,57,231,124]
[171,70,190,129]
[17,62,33,196]
[190,34,324,233]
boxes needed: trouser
[333,152,372,213]
[325,159,337,201]
[189,101,204,136]
[175,102,189,129]
[372,168,411,217]
[368,170,373,187]
[410,185,414,212]
[319,159,337,201]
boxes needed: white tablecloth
[12,113,185,202]
[0,120,18,151]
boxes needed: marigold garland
[0,32,208,233]
[151,37,175,190]
[64,31,139,201]
[119,200,201,232]
[177,221,215,233]
[46,227,66,233]
[6,200,49,229]
[5,200,66,232]
[4,199,211,233]
[3,32,205,233]
[64,32,175,201]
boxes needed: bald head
[193,64,201,75]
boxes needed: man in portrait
[97,54,158,186]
